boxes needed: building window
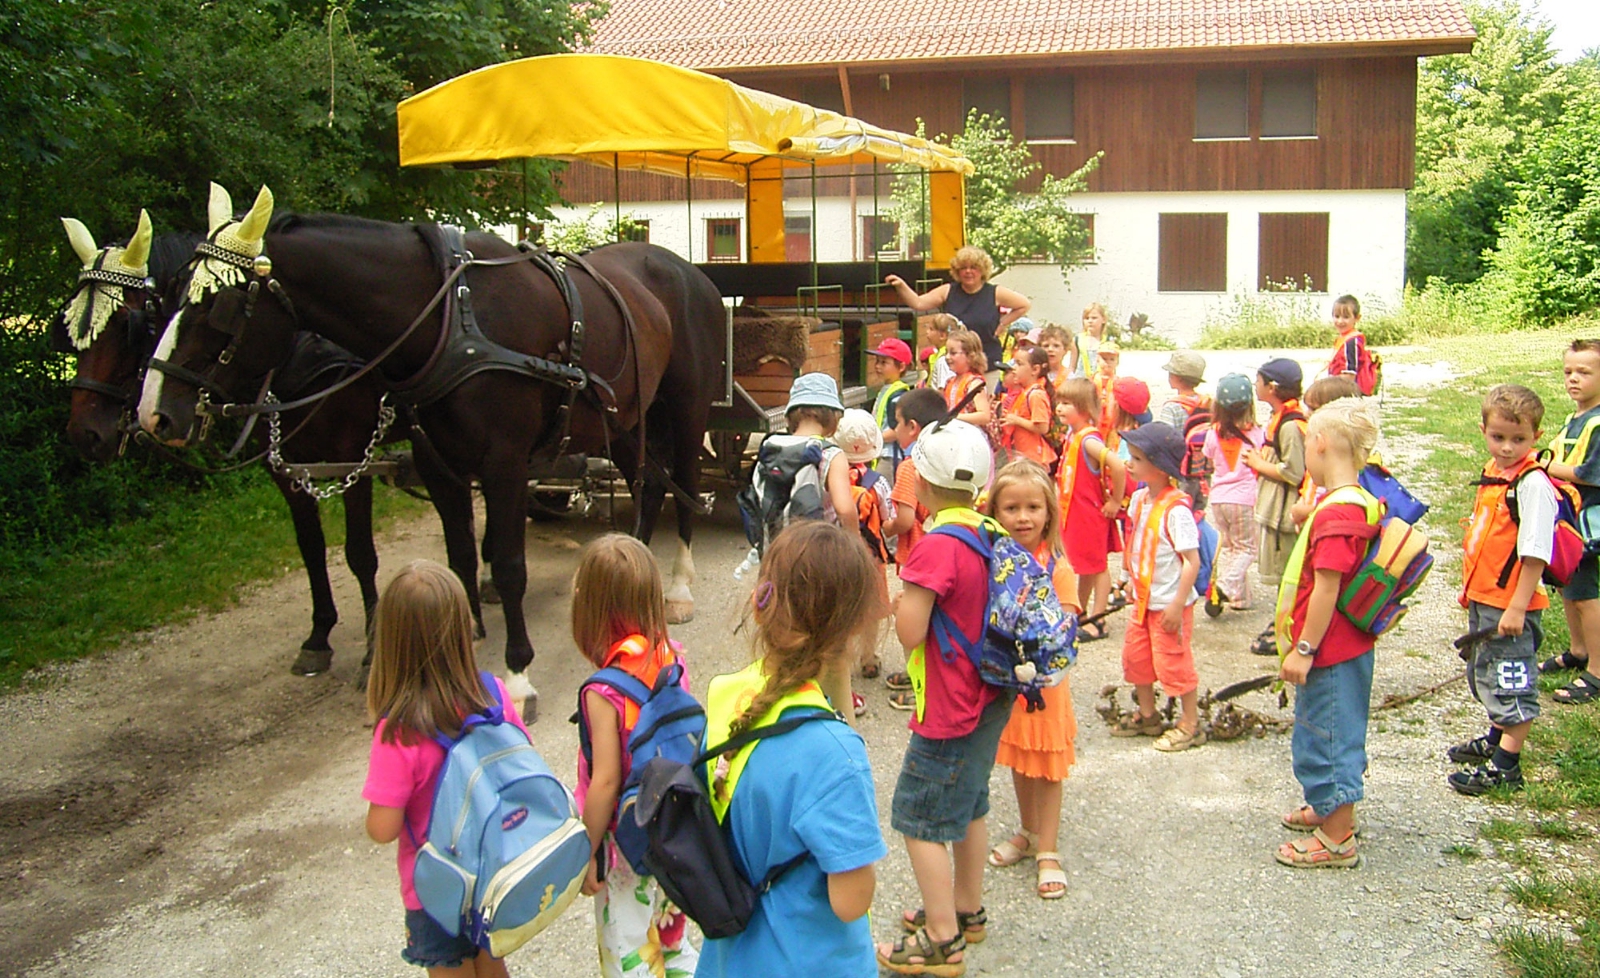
[1194,70,1248,140]
[1258,213,1330,292]
[1158,213,1228,292]
[800,79,846,116]
[1024,76,1074,141]
[706,218,740,262]
[784,214,812,263]
[619,219,649,243]
[963,77,1011,128]
[1261,69,1317,138]
[861,215,899,257]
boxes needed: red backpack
[1175,394,1214,509]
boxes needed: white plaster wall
[543,188,1406,345]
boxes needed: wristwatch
[1294,640,1317,658]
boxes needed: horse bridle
[54,257,160,402]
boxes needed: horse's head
[56,210,161,461]
[138,183,296,446]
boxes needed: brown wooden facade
[557,56,1418,204]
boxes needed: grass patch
[1484,820,1534,843]
[0,468,427,687]
[1443,841,1484,859]
[1500,872,1600,977]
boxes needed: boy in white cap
[879,420,1008,976]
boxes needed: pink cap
[868,337,913,365]
[1017,328,1043,346]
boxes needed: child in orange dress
[1093,339,1121,439]
[1055,377,1126,640]
[941,329,992,427]
[985,460,1079,900]
[999,347,1057,468]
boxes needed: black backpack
[631,710,836,939]
[736,437,827,555]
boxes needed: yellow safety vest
[904,506,991,722]
[1273,485,1379,658]
[702,660,835,821]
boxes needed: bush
[1196,280,1526,350]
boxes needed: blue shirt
[694,713,886,978]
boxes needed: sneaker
[1448,764,1524,796]
[884,671,913,691]
[1446,736,1496,765]
[851,692,868,718]
[889,689,917,711]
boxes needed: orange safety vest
[1056,426,1097,508]
[1461,455,1550,611]
[598,634,678,729]
[1124,485,1189,623]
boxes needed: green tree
[1409,0,1570,284]
[890,110,1101,279]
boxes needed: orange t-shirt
[1005,382,1056,467]
[891,456,931,566]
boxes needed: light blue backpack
[412,672,590,958]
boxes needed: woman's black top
[943,281,1003,369]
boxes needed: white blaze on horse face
[137,307,183,434]
[664,537,697,623]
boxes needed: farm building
[554,0,1476,342]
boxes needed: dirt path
[3,355,1530,977]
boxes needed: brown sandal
[879,927,967,977]
[1275,827,1359,868]
[901,906,986,943]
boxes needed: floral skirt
[595,841,699,978]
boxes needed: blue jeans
[891,694,1014,843]
[403,908,479,970]
[1291,652,1373,817]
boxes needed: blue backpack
[928,518,1077,711]
[577,662,707,875]
[1193,512,1220,599]
[412,673,590,958]
[1359,461,1428,524]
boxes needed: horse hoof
[480,577,501,605]
[290,648,333,676]
[665,600,695,625]
[503,672,538,724]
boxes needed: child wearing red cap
[869,337,915,481]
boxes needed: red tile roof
[589,0,1475,71]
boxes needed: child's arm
[1500,556,1547,637]
[1086,438,1126,516]
[827,864,876,922]
[825,453,855,527]
[1160,549,1200,634]
[1280,568,1342,685]
[366,804,404,844]
[957,388,992,426]
[580,691,623,893]
[896,582,936,652]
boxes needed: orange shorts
[1121,604,1198,696]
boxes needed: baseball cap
[1161,351,1207,383]
[1215,372,1254,409]
[1098,339,1122,357]
[834,408,883,463]
[1017,328,1043,347]
[784,372,844,413]
[1258,357,1303,388]
[911,419,992,498]
[1122,422,1187,480]
[1007,316,1036,335]
[867,337,913,366]
[1113,376,1153,425]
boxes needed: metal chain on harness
[265,392,397,499]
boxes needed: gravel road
[3,349,1528,977]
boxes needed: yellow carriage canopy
[396,53,968,264]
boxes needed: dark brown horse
[137,189,724,695]
[57,211,405,677]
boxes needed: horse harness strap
[559,250,647,494]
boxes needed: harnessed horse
[56,209,411,677]
[138,188,724,697]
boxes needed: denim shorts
[1466,601,1542,727]
[403,908,479,970]
[1291,651,1374,818]
[1562,554,1600,602]
[891,694,1014,843]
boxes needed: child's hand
[1498,607,1527,637]
[582,858,602,896]
[1100,499,1121,518]
[1289,498,1313,526]
[1159,602,1183,634]
[1280,651,1312,686]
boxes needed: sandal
[1553,671,1600,705]
[889,689,917,711]
[900,906,986,944]
[1109,710,1164,737]
[879,926,966,977]
[851,692,868,718]
[1280,806,1361,836]
[1275,827,1359,868]
[1153,725,1207,752]
[885,671,913,691]
[1080,620,1108,642]
[1034,852,1067,900]
[1540,651,1588,673]
[1249,629,1278,657]
[988,828,1038,867]
[860,660,882,680]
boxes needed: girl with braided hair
[697,521,889,976]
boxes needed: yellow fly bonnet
[187,183,274,303]
[59,209,153,351]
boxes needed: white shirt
[1513,467,1557,565]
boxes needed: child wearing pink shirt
[1203,374,1267,612]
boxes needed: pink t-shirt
[362,675,527,910]
[899,521,998,739]
[1202,425,1266,507]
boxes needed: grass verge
[1388,328,1600,976]
[0,468,428,688]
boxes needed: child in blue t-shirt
[696,521,889,977]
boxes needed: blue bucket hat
[785,372,843,412]
[1121,422,1187,481]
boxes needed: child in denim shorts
[1275,398,1383,868]
[1449,384,1554,796]
[877,419,1010,977]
